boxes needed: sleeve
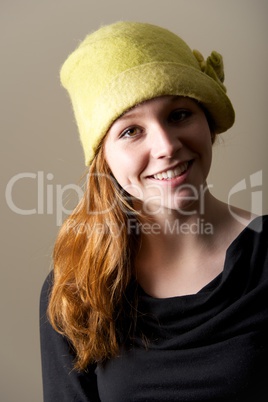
[39,271,101,402]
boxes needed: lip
[148,159,193,178]
[147,160,193,187]
[149,161,188,177]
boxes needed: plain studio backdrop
[1,1,267,401]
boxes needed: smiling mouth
[151,161,192,180]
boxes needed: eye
[169,109,192,123]
[120,126,142,139]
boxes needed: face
[104,96,213,215]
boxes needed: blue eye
[169,109,191,123]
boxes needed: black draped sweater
[40,216,268,401]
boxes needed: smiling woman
[40,21,268,402]
[104,96,213,213]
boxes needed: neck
[134,192,241,298]
[137,190,220,244]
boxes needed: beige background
[1,0,267,401]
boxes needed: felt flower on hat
[193,50,226,92]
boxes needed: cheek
[105,151,147,200]
[104,148,135,186]
[193,121,213,154]
[188,122,213,174]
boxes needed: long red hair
[48,145,140,370]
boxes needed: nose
[150,125,182,159]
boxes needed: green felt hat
[60,21,235,165]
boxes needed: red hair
[48,145,140,370]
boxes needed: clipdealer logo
[228,170,263,231]
[5,171,84,226]
[5,170,264,230]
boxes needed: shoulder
[41,270,54,294]
[228,215,268,275]
[247,214,268,234]
[222,203,268,246]
[230,214,268,246]
[40,270,54,317]
[246,215,268,260]
[236,215,268,247]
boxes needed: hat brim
[85,62,235,165]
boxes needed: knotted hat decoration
[60,21,235,165]
[193,50,226,92]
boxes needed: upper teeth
[153,162,189,180]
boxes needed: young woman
[40,21,268,401]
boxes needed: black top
[40,216,268,402]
